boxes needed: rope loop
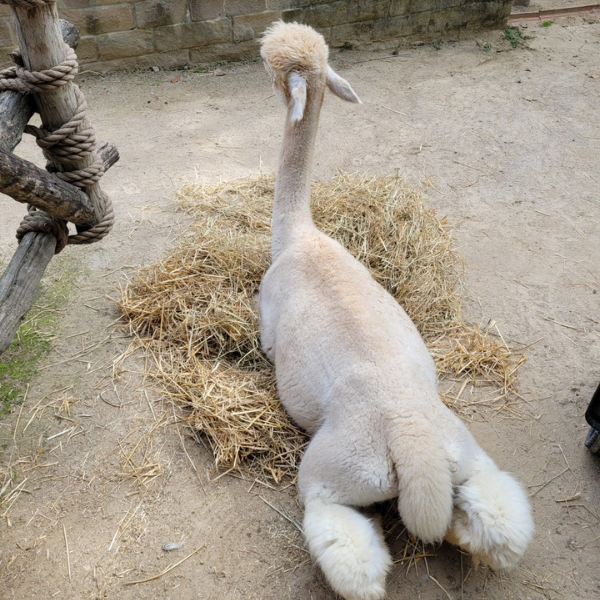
[0,46,77,94]
[16,206,69,254]
[68,193,114,245]
[15,188,114,253]
[25,86,102,183]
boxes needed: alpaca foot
[446,460,533,570]
[303,500,392,600]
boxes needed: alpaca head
[261,21,361,124]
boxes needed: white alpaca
[259,22,533,600]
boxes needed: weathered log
[0,147,98,224]
[0,91,33,153]
[59,19,80,52]
[0,231,56,353]
[97,141,120,173]
[0,12,97,357]
[0,20,80,154]
[12,5,105,224]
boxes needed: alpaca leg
[298,429,395,600]
[303,499,392,600]
[446,453,533,569]
[387,416,453,543]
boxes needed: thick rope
[0,39,114,251]
[0,47,77,93]
[16,206,69,253]
[69,193,114,245]
[26,86,105,186]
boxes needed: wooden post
[11,3,106,224]
[0,10,112,355]
[0,233,57,353]
[0,90,34,153]
[0,20,80,154]
[0,140,119,354]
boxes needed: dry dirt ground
[1,14,600,600]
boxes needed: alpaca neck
[271,87,324,260]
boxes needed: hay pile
[120,173,525,482]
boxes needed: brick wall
[0,1,512,71]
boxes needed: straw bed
[120,172,525,482]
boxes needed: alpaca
[259,22,533,600]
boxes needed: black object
[584,384,600,454]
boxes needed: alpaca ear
[326,66,361,104]
[288,71,307,123]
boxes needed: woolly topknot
[261,21,328,77]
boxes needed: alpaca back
[261,228,443,427]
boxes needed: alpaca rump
[259,21,533,600]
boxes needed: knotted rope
[16,206,69,253]
[0,46,76,93]
[0,19,114,252]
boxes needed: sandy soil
[511,0,597,11]
[1,14,600,600]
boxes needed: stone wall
[0,1,512,71]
